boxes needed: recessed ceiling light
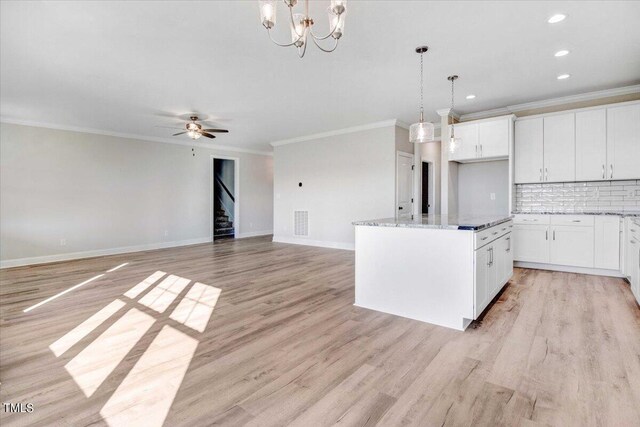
[548,14,566,23]
[555,50,570,57]
[557,74,571,80]
[466,94,476,100]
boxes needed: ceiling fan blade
[201,129,229,133]
[172,131,187,136]
[199,132,216,139]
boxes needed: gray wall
[273,125,398,249]
[457,160,509,216]
[0,123,273,266]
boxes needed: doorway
[422,162,429,214]
[396,152,414,218]
[212,157,239,241]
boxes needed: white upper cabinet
[479,117,510,159]
[449,123,478,161]
[543,114,575,182]
[576,109,607,181]
[514,118,544,183]
[449,116,512,162]
[607,103,640,180]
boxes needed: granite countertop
[353,214,513,231]
[512,211,640,217]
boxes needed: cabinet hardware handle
[546,229,548,240]
[602,164,605,179]
[501,227,507,231]
[492,231,498,235]
[571,220,581,222]
[553,230,556,240]
[545,168,548,181]
[481,236,488,241]
[631,229,636,232]
[480,145,483,157]
[610,164,613,179]
[475,145,478,157]
[540,168,543,182]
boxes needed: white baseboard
[0,237,212,269]
[236,230,273,239]
[514,261,624,278]
[272,235,355,251]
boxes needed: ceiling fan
[172,116,229,140]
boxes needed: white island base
[354,216,513,331]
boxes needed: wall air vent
[294,211,309,237]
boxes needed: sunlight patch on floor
[107,263,129,273]
[100,325,198,427]
[23,274,104,313]
[50,299,126,357]
[169,282,221,332]
[138,274,191,313]
[65,308,155,397]
[124,271,166,299]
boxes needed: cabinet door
[475,246,491,318]
[503,234,514,284]
[450,123,478,161]
[634,243,640,303]
[625,234,637,279]
[543,113,575,182]
[493,234,513,295]
[607,103,640,180]
[515,118,544,183]
[550,226,594,268]
[576,109,607,181]
[513,224,549,263]
[479,118,509,159]
[594,216,620,270]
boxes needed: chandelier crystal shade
[259,0,347,58]
[409,46,435,144]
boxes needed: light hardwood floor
[1,236,640,426]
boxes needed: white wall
[0,123,273,267]
[273,125,398,250]
[457,160,509,216]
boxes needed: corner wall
[0,123,274,267]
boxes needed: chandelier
[259,0,347,58]
[409,46,435,143]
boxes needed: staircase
[214,206,234,239]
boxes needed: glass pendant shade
[259,0,276,29]
[409,120,435,144]
[291,13,306,47]
[188,130,202,140]
[328,10,346,39]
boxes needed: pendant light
[409,46,435,143]
[448,75,460,153]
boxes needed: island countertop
[353,214,513,231]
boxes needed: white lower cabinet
[475,231,512,317]
[624,219,640,304]
[549,225,594,268]
[594,216,621,270]
[513,224,549,263]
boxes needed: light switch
[490,193,496,200]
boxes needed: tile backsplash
[515,180,640,213]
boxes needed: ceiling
[2,1,639,153]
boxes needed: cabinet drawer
[550,215,594,227]
[475,220,512,249]
[513,214,550,225]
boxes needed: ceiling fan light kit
[259,0,347,58]
[172,116,229,140]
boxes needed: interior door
[514,118,544,183]
[543,113,575,182]
[396,152,414,218]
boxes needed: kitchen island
[353,214,514,331]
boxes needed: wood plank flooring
[1,236,640,426]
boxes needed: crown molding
[436,108,460,120]
[459,84,640,121]
[0,118,273,156]
[270,119,415,147]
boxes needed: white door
[449,123,478,161]
[479,118,509,159]
[543,113,575,182]
[515,118,544,183]
[594,216,620,270]
[513,224,549,263]
[474,246,491,318]
[396,152,414,218]
[607,103,640,180]
[549,225,594,268]
[576,108,607,181]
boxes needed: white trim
[0,117,273,156]
[436,108,460,120]
[236,230,273,239]
[269,119,437,147]
[211,155,240,239]
[0,237,212,269]
[514,261,623,278]
[513,99,640,122]
[459,84,640,121]
[272,236,355,251]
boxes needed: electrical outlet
[250,222,253,229]
[164,230,169,237]
[490,193,496,200]
[60,238,66,246]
